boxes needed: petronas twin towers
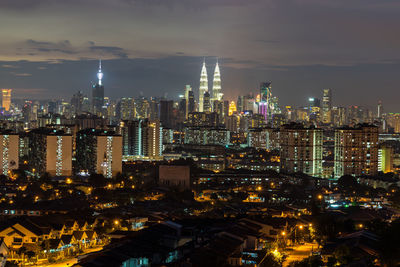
[199,59,223,112]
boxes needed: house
[0,239,9,267]
[85,231,98,247]
[0,221,42,249]
[73,231,88,249]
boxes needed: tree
[338,175,358,192]
[89,173,107,188]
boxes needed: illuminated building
[203,92,211,112]
[187,112,219,127]
[322,89,332,124]
[0,131,19,176]
[75,129,122,178]
[378,144,393,173]
[280,123,323,177]
[198,60,208,112]
[247,127,275,150]
[225,115,240,133]
[1,89,11,111]
[184,127,230,146]
[71,91,86,115]
[92,60,104,116]
[228,101,237,115]
[258,82,276,123]
[212,60,223,102]
[28,128,72,177]
[142,120,163,158]
[160,100,174,128]
[119,97,135,120]
[385,113,400,133]
[121,120,143,156]
[334,124,378,178]
[377,101,383,119]
[184,85,194,119]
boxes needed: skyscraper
[119,97,136,120]
[322,89,332,123]
[203,92,211,112]
[184,85,192,119]
[212,60,223,102]
[1,89,11,111]
[92,60,104,116]
[160,100,174,128]
[199,60,208,112]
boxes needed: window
[13,237,22,243]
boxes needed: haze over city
[0,0,399,110]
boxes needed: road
[283,242,318,266]
[39,246,104,267]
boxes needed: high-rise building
[121,119,162,158]
[71,91,85,115]
[142,120,163,158]
[28,128,72,177]
[198,60,208,112]
[378,144,393,173]
[247,127,274,150]
[334,124,379,178]
[228,101,237,116]
[377,101,383,119]
[121,120,143,156]
[212,60,223,102]
[279,123,323,177]
[0,131,19,176]
[75,129,122,178]
[92,60,104,116]
[203,92,211,113]
[322,89,332,124]
[184,85,192,119]
[1,89,12,111]
[160,100,174,128]
[184,127,230,146]
[119,97,135,120]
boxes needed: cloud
[89,45,128,58]
[10,72,32,77]
[2,64,19,69]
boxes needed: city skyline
[0,0,399,111]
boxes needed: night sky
[0,0,399,111]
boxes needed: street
[283,242,318,267]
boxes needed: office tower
[332,107,347,127]
[71,91,85,115]
[92,60,104,116]
[308,97,321,122]
[280,123,323,177]
[0,131,19,176]
[334,124,378,178]
[228,101,237,115]
[203,92,211,112]
[1,89,11,111]
[378,144,393,173]
[28,128,72,177]
[188,91,195,115]
[184,85,192,119]
[160,100,174,128]
[225,115,240,133]
[199,60,208,112]
[385,113,400,133]
[212,60,223,102]
[259,82,273,123]
[142,120,162,158]
[120,97,135,120]
[75,129,122,178]
[213,100,224,123]
[377,101,383,119]
[322,89,332,123]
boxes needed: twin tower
[199,59,223,112]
